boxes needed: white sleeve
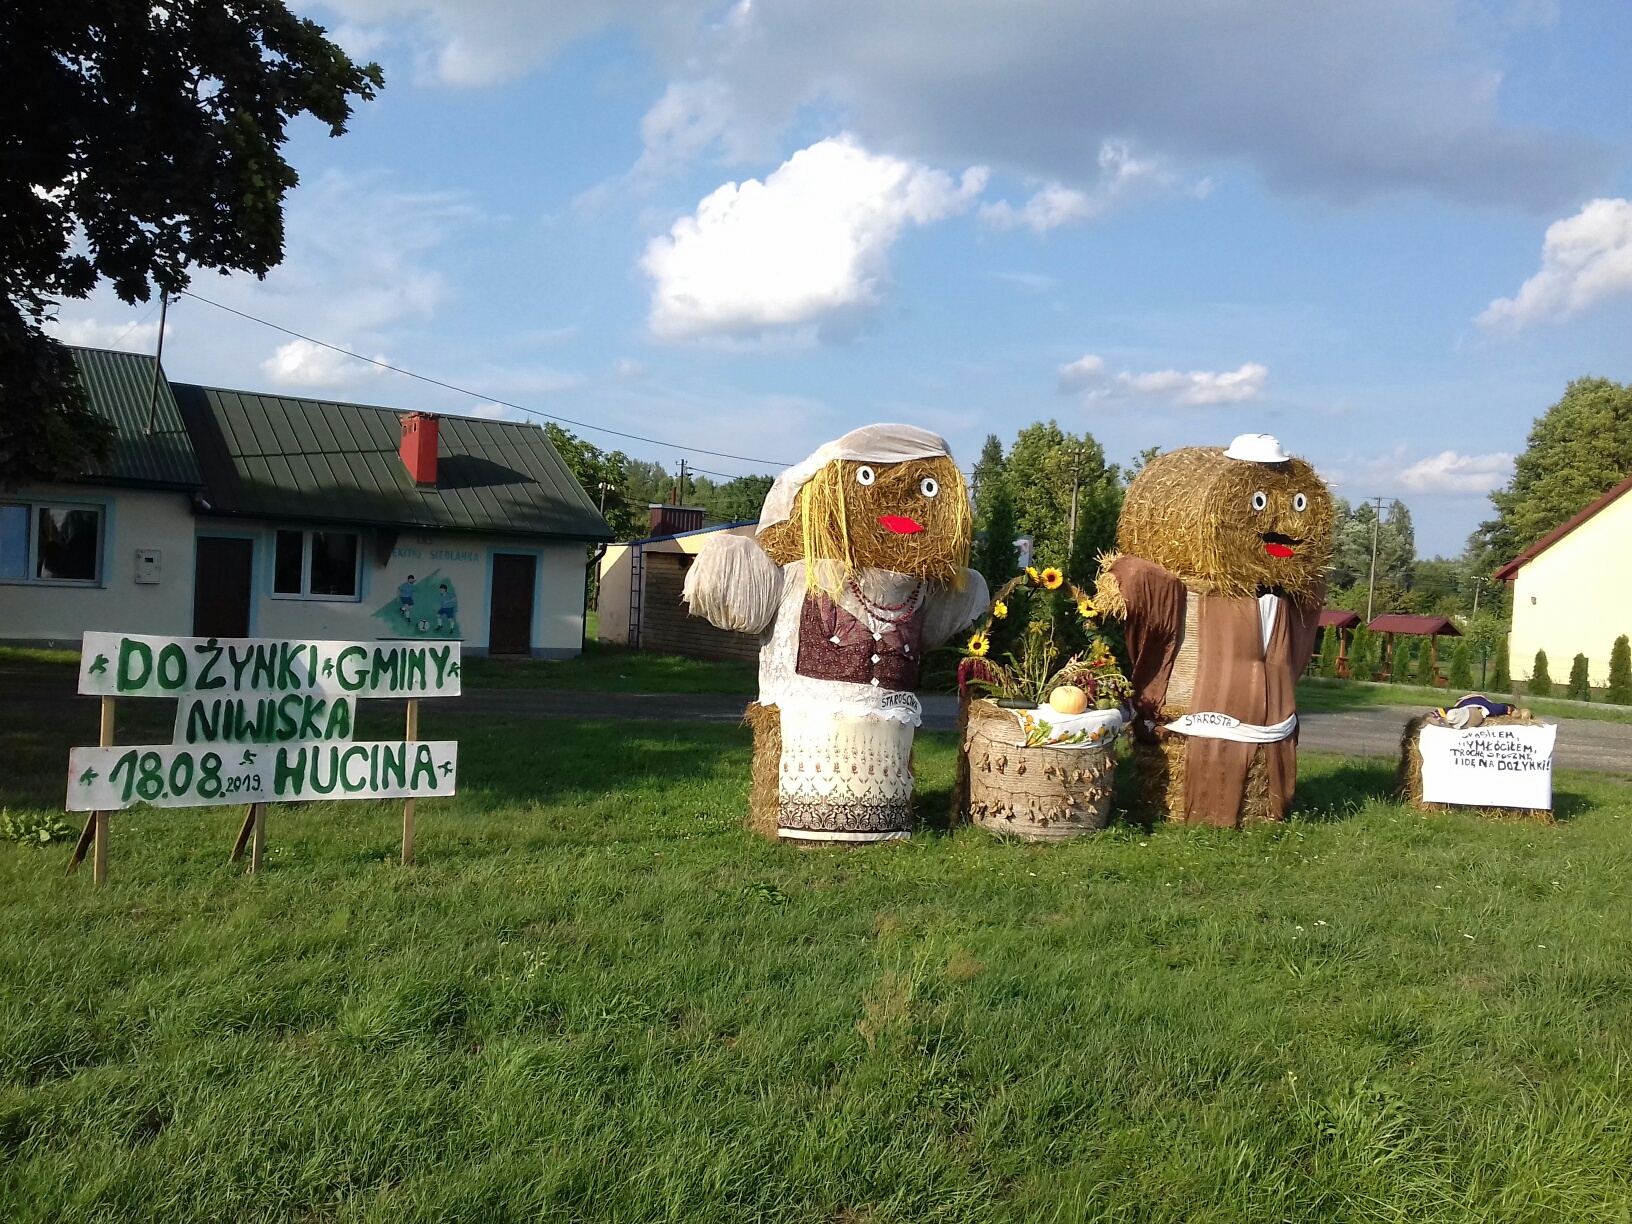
[920,568,990,648]
[681,534,785,634]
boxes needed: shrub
[1528,649,1552,696]
[1567,653,1592,701]
[1348,626,1374,680]
[1390,639,1413,684]
[0,809,74,847]
[1317,627,1340,678]
[1492,638,1511,691]
[1608,635,1632,705]
[1447,638,1474,690]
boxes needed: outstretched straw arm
[683,533,785,634]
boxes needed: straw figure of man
[683,424,988,842]
[1094,433,1335,826]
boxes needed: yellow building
[1495,474,1632,686]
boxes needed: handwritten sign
[173,695,356,745]
[77,632,461,699]
[1419,723,1556,810]
[67,740,457,811]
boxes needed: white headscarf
[757,423,951,534]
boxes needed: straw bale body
[685,434,984,842]
[1099,443,1334,827]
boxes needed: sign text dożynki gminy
[78,632,461,700]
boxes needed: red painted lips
[878,515,924,534]
[1264,542,1295,558]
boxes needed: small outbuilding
[1494,474,1632,687]
[1367,614,1462,684]
[1316,609,1361,677]
[598,518,760,662]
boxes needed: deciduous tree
[1,0,381,484]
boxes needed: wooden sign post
[65,633,462,884]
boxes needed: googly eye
[1250,490,1268,512]
[920,476,939,498]
[1292,492,1308,512]
[856,465,875,486]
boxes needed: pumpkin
[1048,685,1089,715]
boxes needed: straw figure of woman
[1094,434,1336,826]
[682,424,988,842]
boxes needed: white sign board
[77,632,461,699]
[67,740,458,811]
[1419,723,1556,810]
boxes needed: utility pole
[1364,495,1389,624]
[143,290,170,435]
[1066,445,1083,551]
[1471,574,1487,618]
[675,458,690,505]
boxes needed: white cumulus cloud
[1398,450,1513,493]
[1477,198,1632,329]
[1059,354,1267,405]
[1056,354,1106,392]
[44,316,169,352]
[983,141,1173,233]
[261,339,388,389]
[641,134,988,341]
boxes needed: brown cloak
[1111,554,1323,825]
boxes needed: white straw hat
[1223,433,1291,464]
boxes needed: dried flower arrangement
[957,568,1132,709]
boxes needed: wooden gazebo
[1367,614,1462,684]
[1317,609,1361,678]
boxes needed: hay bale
[1397,710,1552,821]
[745,701,781,838]
[758,455,970,589]
[1117,447,1334,605]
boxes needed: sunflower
[1077,596,1096,619]
[1025,566,1041,585]
[966,631,991,657]
[991,600,1009,619]
[1040,567,1064,590]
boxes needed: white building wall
[0,483,195,647]
[1,495,591,658]
[237,524,588,657]
[1508,491,1632,686]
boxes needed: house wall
[0,483,196,647]
[1,498,591,658]
[1508,491,1632,686]
[233,524,590,658]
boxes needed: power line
[177,289,793,469]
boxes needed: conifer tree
[1391,638,1412,684]
[1317,627,1340,678]
[1448,638,1474,690]
[1528,649,1552,696]
[1608,635,1632,705]
[1567,653,1592,701]
[1492,638,1511,691]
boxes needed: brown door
[193,537,254,637]
[488,553,536,655]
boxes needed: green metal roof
[69,347,205,488]
[171,383,614,542]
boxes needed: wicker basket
[962,698,1117,841]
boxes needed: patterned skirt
[777,709,915,841]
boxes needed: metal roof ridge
[168,381,547,430]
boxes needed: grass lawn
[6,692,1632,1220]
[1297,676,1632,725]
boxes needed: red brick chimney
[400,413,440,486]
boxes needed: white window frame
[269,527,363,602]
[0,500,106,587]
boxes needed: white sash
[1164,711,1297,743]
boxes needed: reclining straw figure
[683,424,988,842]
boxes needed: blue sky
[49,1,1632,556]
